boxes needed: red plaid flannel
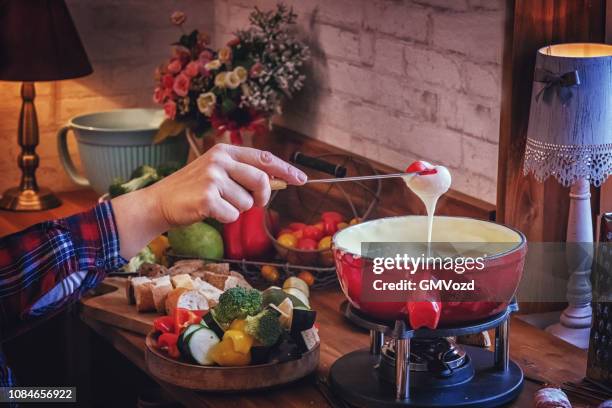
[0,201,126,388]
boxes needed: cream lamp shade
[523,43,612,187]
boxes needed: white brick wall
[215,0,505,203]
[0,0,504,204]
[0,0,214,194]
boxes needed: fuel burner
[329,302,523,407]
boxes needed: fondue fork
[270,172,414,190]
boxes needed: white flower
[214,72,227,88]
[197,92,216,117]
[205,59,222,71]
[233,66,248,83]
[225,71,241,89]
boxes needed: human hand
[112,144,307,258]
[150,144,307,228]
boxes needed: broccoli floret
[214,287,263,324]
[108,166,159,198]
[156,162,182,178]
[130,165,157,179]
[244,309,282,347]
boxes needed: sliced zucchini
[188,327,220,365]
[290,307,316,335]
[178,324,204,358]
[203,310,225,338]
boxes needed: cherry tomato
[323,220,338,235]
[277,228,293,238]
[297,271,316,287]
[297,238,318,250]
[313,222,324,231]
[337,222,349,230]
[321,211,343,224]
[261,265,280,283]
[406,161,429,173]
[303,225,323,241]
[288,222,307,231]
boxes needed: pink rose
[153,87,164,104]
[183,61,200,78]
[198,50,214,64]
[227,37,240,47]
[173,73,190,97]
[167,59,182,74]
[162,74,174,89]
[163,100,177,119]
[170,11,186,26]
[198,65,210,77]
[249,62,264,78]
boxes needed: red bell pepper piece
[174,308,203,334]
[153,316,175,334]
[407,301,442,329]
[157,332,180,359]
[321,211,344,224]
[223,207,274,260]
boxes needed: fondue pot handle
[290,152,347,177]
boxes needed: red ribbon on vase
[210,111,269,145]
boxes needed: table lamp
[523,43,612,349]
[0,0,92,211]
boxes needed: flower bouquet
[153,4,309,149]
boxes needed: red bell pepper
[174,308,202,334]
[157,332,180,359]
[153,316,175,334]
[407,301,442,329]
[223,207,277,260]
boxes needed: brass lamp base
[0,187,61,211]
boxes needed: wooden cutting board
[80,277,160,335]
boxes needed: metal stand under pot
[330,301,524,408]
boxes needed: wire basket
[257,153,381,289]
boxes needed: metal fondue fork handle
[269,172,414,190]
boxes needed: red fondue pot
[332,216,527,327]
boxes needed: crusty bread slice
[132,277,155,312]
[204,271,229,290]
[151,275,173,313]
[165,287,189,315]
[176,290,209,312]
[165,287,209,315]
[171,273,194,289]
[193,277,223,304]
[168,259,207,276]
[203,263,230,275]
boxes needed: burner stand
[330,302,523,407]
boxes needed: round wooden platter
[145,331,320,391]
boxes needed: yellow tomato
[349,217,361,226]
[148,235,169,263]
[297,271,315,287]
[318,236,332,250]
[277,233,298,248]
[337,222,349,230]
[260,265,280,283]
[313,222,324,231]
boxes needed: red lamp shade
[0,0,92,81]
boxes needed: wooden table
[0,190,591,407]
[80,287,590,408]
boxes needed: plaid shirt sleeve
[0,201,126,333]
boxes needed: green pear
[168,222,224,260]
